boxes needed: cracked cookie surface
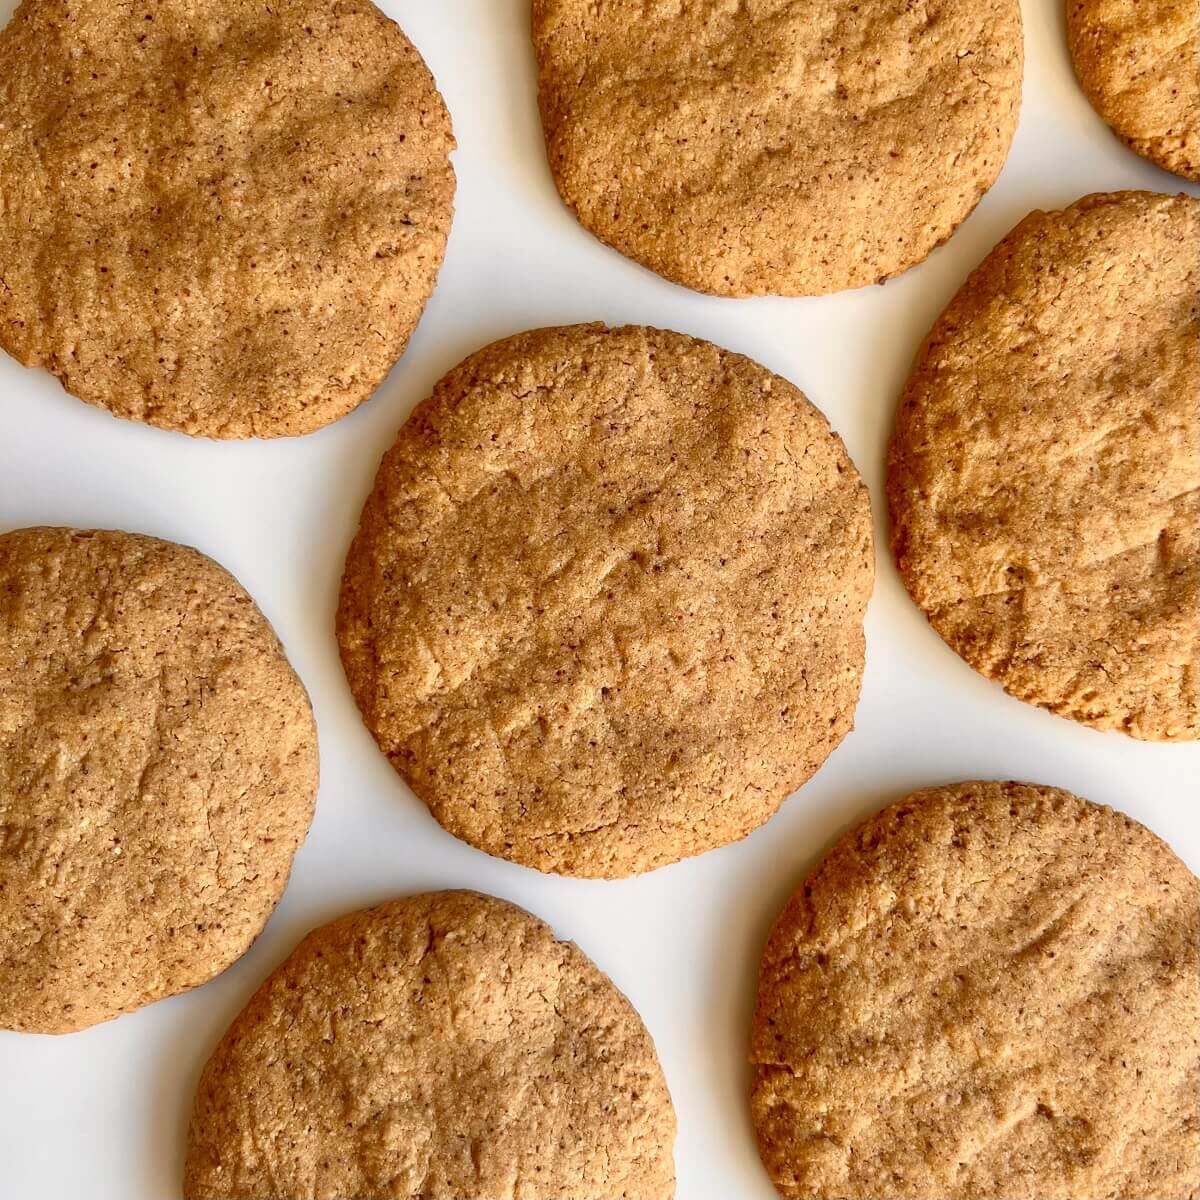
[184,890,676,1200]
[888,192,1200,740]
[1068,0,1200,180]
[0,0,454,438]
[532,0,1022,296]
[337,324,873,878]
[751,781,1200,1200]
[0,527,318,1032]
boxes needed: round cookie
[184,890,676,1200]
[751,781,1200,1200]
[0,527,318,1033]
[337,323,874,878]
[1068,0,1200,180]
[532,0,1022,297]
[888,192,1200,740]
[0,0,455,438]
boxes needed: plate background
[1,2,1197,1197]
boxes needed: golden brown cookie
[1068,0,1200,180]
[184,890,676,1200]
[888,192,1200,740]
[0,0,454,438]
[752,781,1200,1200]
[338,324,873,878]
[0,527,318,1033]
[532,0,1022,297]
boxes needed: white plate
[1,2,1197,1196]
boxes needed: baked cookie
[888,192,1199,740]
[1068,0,1200,180]
[532,0,1022,297]
[0,528,318,1033]
[752,781,1200,1200]
[184,890,676,1200]
[338,324,873,877]
[0,0,454,438]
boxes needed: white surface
[1,2,1197,1197]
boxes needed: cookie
[752,781,1200,1200]
[531,0,1022,297]
[0,0,454,438]
[1068,0,1200,180]
[184,890,676,1199]
[337,324,873,878]
[0,527,318,1033]
[888,192,1200,740]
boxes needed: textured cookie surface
[752,781,1200,1200]
[0,0,454,438]
[0,527,318,1032]
[338,324,873,877]
[185,890,676,1199]
[888,192,1200,740]
[1068,0,1200,180]
[532,0,1022,297]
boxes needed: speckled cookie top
[532,0,1022,296]
[0,528,318,1033]
[0,0,455,438]
[888,191,1200,740]
[337,324,873,878]
[1068,0,1200,180]
[184,890,676,1200]
[752,781,1200,1200]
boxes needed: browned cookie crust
[338,324,873,878]
[752,781,1200,1200]
[184,890,676,1200]
[0,527,318,1033]
[0,0,454,438]
[532,0,1022,297]
[1068,0,1200,180]
[888,192,1200,740]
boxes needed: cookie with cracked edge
[888,191,1200,740]
[337,323,874,878]
[1068,0,1200,181]
[184,890,676,1200]
[0,527,318,1033]
[0,0,455,438]
[532,0,1022,297]
[751,780,1200,1200]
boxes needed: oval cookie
[338,324,874,877]
[888,192,1200,739]
[0,0,455,437]
[1068,0,1200,180]
[752,781,1200,1199]
[184,891,676,1199]
[0,527,318,1032]
[533,0,1022,296]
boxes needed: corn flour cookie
[338,324,873,878]
[0,528,318,1033]
[1068,0,1200,180]
[752,781,1200,1200]
[531,0,1022,297]
[0,0,454,438]
[184,890,676,1200]
[888,192,1200,740]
